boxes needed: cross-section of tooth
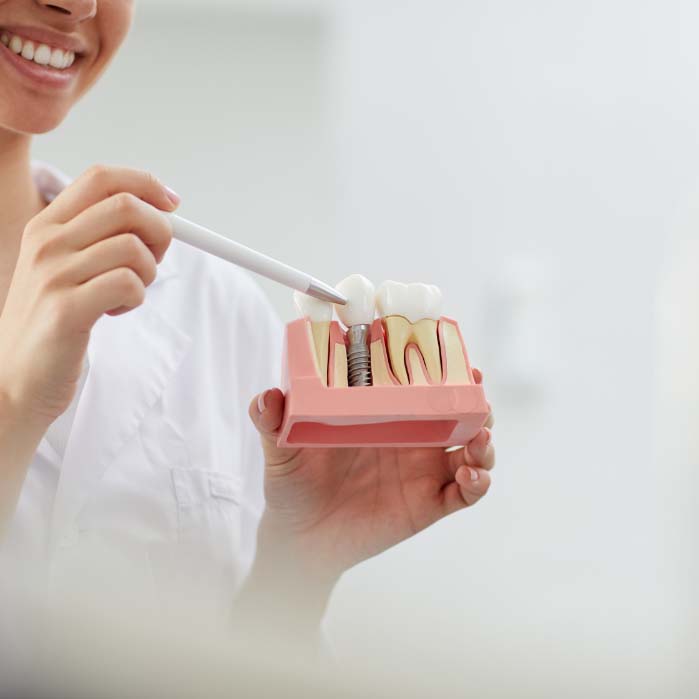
[294,291,332,386]
[377,281,444,385]
[440,320,472,384]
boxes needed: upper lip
[0,25,87,54]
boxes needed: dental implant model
[279,274,490,448]
[335,275,376,387]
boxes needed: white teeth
[334,275,376,328]
[34,44,50,66]
[2,32,76,70]
[376,281,443,323]
[21,40,34,61]
[49,48,64,68]
[293,291,333,323]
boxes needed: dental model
[279,275,489,448]
[335,275,376,387]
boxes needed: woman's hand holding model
[0,165,179,526]
[242,380,495,631]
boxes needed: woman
[0,0,495,641]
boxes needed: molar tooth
[10,35,23,54]
[377,281,444,385]
[33,44,51,66]
[21,40,35,61]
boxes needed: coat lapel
[50,259,192,547]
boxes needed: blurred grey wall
[35,0,699,694]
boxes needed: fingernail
[163,185,180,207]
[469,468,480,482]
[257,391,268,414]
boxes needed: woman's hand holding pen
[0,165,179,430]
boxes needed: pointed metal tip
[307,279,348,305]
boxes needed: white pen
[165,213,347,305]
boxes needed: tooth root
[441,321,472,385]
[370,339,395,386]
[312,322,330,386]
[412,319,442,384]
[332,343,348,388]
[304,321,330,386]
[406,346,430,386]
[384,316,412,385]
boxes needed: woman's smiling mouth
[1,30,76,70]
[0,25,87,91]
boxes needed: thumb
[248,388,300,468]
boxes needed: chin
[1,103,69,135]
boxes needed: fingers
[249,388,285,438]
[248,388,302,468]
[455,466,491,507]
[446,428,495,474]
[64,193,173,262]
[55,234,157,289]
[39,165,179,225]
[72,268,148,327]
[442,467,491,515]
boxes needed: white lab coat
[1,164,283,621]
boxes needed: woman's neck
[0,129,43,302]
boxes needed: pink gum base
[277,318,490,449]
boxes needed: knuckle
[85,163,111,186]
[122,232,143,256]
[112,192,140,216]
[27,231,61,265]
[115,268,145,303]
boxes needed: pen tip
[307,280,347,305]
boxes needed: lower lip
[0,41,78,90]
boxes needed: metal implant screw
[346,324,372,387]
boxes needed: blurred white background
[35,0,699,695]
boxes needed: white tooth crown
[335,275,376,328]
[1,31,75,70]
[293,290,333,322]
[376,281,443,323]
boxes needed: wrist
[235,513,340,633]
[0,383,50,435]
